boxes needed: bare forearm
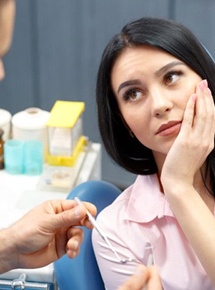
[0,227,16,274]
[0,0,15,55]
[165,185,215,285]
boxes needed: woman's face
[111,45,202,157]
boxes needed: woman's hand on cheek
[161,79,215,191]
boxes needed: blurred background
[1,0,215,189]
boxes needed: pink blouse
[92,174,215,290]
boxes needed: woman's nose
[151,88,173,117]
[0,59,5,80]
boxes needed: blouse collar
[124,174,175,223]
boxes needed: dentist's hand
[0,199,96,272]
[117,265,162,290]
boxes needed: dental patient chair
[54,180,121,290]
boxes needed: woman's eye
[123,89,143,102]
[164,70,183,85]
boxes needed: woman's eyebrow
[117,79,141,93]
[117,61,185,93]
[155,61,185,77]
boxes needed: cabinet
[0,143,101,289]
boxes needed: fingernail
[71,251,77,258]
[206,87,211,95]
[199,79,208,90]
[72,240,79,250]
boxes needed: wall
[1,0,215,188]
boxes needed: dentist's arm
[0,199,96,274]
[0,0,15,55]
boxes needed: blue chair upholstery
[54,180,121,290]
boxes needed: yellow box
[46,100,85,166]
[46,136,87,166]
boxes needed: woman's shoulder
[96,173,161,225]
[96,175,149,220]
[95,180,134,225]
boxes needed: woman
[92,17,215,289]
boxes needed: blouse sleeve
[92,204,147,290]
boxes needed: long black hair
[96,17,215,196]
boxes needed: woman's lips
[156,121,181,136]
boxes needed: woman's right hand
[161,79,215,192]
[117,266,162,290]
